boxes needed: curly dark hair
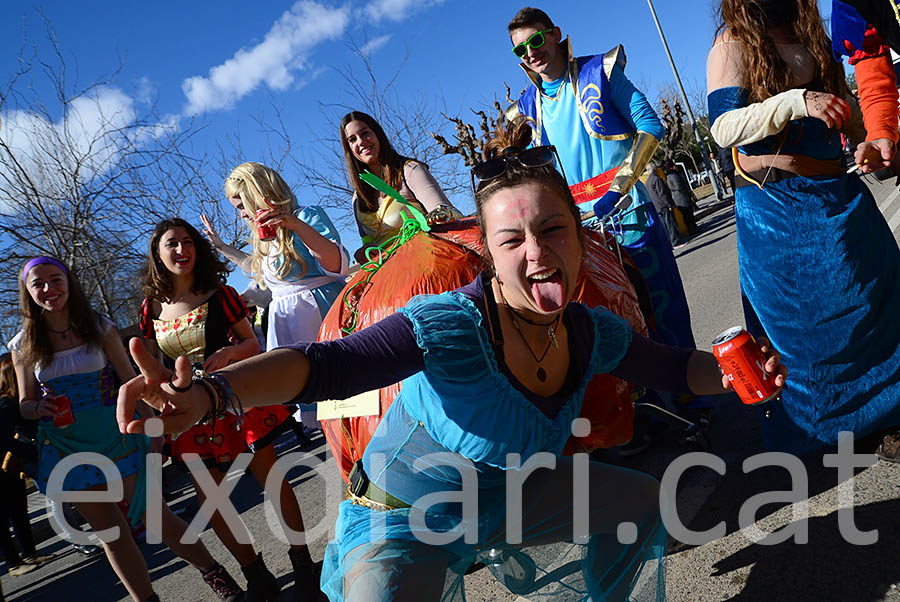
[716,0,845,102]
[17,257,103,368]
[473,116,583,273]
[142,218,230,301]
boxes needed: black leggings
[0,469,36,563]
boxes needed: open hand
[200,214,224,248]
[117,338,209,435]
[803,91,850,129]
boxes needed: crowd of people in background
[4,1,900,601]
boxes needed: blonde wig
[225,162,307,285]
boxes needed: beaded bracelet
[207,372,245,430]
[190,369,242,429]
[192,377,220,426]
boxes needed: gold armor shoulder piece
[602,44,627,79]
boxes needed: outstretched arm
[201,214,253,272]
[403,161,459,213]
[118,340,310,435]
[611,332,786,397]
[706,39,850,149]
[848,26,899,172]
[118,312,424,435]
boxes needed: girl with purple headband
[9,256,242,602]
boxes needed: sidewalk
[693,192,733,222]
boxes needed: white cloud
[181,1,350,116]
[359,34,392,57]
[0,85,140,212]
[362,0,445,23]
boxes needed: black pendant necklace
[509,315,557,381]
[506,303,560,350]
[47,325,72,340]
[498,287,561,382]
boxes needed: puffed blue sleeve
[296,205,349,277]
[297,205,341,244]
[608,65,665,139]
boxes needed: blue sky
[0,0,833,294]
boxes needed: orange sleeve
[850,25,899,143]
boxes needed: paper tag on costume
[316,389,380,420]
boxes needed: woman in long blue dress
[117,119,785,602]
[707,0,900,454]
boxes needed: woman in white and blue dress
[11,256,242,602]
[707,0,900,454]
[213,161,349,349]
[203,162,349,430]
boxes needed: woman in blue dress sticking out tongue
[118,118,786,602]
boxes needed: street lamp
[646,0,723,199]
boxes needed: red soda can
[48,394,75,427]
[712,327,780,405]
[256,209,277,241]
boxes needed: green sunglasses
[511,29,554,58]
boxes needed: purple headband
[22,257,68,283]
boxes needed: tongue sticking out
[530,271,565,313]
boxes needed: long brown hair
[340,111,414,213]
[142,218,229,301]
[0,354,17,400]
[716,0,845,102]
[474,117,583,274]
[18,257,103,368]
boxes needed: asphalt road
[6,176,900,602]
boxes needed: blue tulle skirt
[320,457,667,602]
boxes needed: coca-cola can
[712,326,780,405]
[48,393,75,427]
[256,209,277,241]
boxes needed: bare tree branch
[0,23,219,344]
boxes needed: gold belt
[346,483,405,512]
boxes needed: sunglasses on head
[470,145,567,194]
[511,29,554,58]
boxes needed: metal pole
[647,0,723,198]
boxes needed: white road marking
[886,186,900,234]
[869,178,900,238]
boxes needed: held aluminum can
[48,394,75,428]
[256,209,277,241]
[712,327,779,405]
